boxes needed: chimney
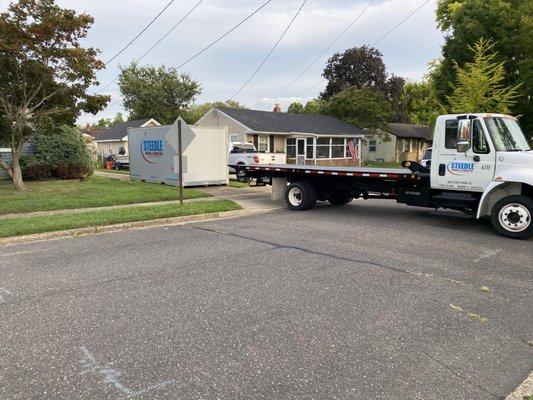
[273,103,281,113]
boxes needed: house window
[258,135,269,152]
[331,138,345,158]
[403,139,410,153]
[286,138,296,158]
[316,138,330,158]
[306,138,314,159]
[369,139,377,152]
[229,134,239,143]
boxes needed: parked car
[107,154,129,170]
[228,142,285,181]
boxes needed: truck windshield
[484,117,531,151]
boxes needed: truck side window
[472,120,490,154]
[445,120,458,149]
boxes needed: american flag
[348,138,359,161]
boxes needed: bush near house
[21,125,94,180]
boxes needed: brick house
[361,123,433,163]
[196,105,364,166]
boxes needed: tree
[0,0,109,191]
[322,46,387,99]
[402,79,442,127]
[303,99,326,115]
[93,113,124,129]
[325,88,393,138]
[182,100,246,125]
[118,62,201,124]
[446,39,521,114]
[321,46,406,122]
[434,0,532,137]
[287,102,304,114]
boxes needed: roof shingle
[388,123,433,140]
[94,119,154,141]
[218,108,363,136]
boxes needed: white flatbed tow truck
[233,113,533,239]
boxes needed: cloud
[1,0,444,124]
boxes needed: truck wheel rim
[499,203,531,232]
[288,187,303,206]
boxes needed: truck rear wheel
[236,164,251,183]
[285,182,317,211]
[328,196,354,206]
[491,195,533,239]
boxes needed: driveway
[0,200,531,399]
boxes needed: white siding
[196,109,248,143]
[361,135,397,163]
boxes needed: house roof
[217,108,364,136]
[94,119,156,141]
[388,123,433,140]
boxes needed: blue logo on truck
[447,161,474,176]
[141,139,163,164]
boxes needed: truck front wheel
[491,195,533,239]
[285,182,317,211]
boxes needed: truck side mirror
[457,119,471,153]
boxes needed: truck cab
[430,113,532,238]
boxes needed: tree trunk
[11,160,27,191]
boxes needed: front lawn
[96,168,129,175]
[363,161,403,168]
[0,177,208,215]
[0,200,240,238]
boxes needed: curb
[0,207,281,246]
[506,371,533,400]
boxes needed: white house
[93,118,160,157]
[196,106,364,166]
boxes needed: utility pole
[178,119,184,205]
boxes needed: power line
[175,0,274,70]
[105,0,176,65]
[99,0,204,92]
[273,0,377,98]
[229,0,307,100]
[297,79,325,98]
[294,0,433,99]
[372,0,431,46]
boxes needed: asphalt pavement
[0,199,531,399]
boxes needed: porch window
[286,138,296,158]
[369,139,377,152]
[331,138,345,158]
[316,138,330,158]
[306,138,314,159]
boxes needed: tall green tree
[321,45,407,122]
[434,0,532,137]
[402,79,442,127]
[287,102,304,114]
[0,0,109,191]
[325,88,393,138]
[182,100,246,125]
[446,39,521,113]
[118,63,201,124]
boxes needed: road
[0,199,531,399]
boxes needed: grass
[0,200,240,238]
[96,168,129,175]
[228,179,249,188]
[0,176,208,215]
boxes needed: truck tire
[236,164,251,183]
[490,195,533,239]
[285,182,317,211]
[328,196,354,206]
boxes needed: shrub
[20,156,53,180]
[33,125,94,179]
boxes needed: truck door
[432,117,495,192]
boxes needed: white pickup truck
[228,142,285,178]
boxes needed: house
[93,118,160,157]
[361,123,433,163]
[196,105,364,166]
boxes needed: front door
[432,117,496,192]
[296,138,306,165]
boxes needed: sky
[0,0,445,125]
